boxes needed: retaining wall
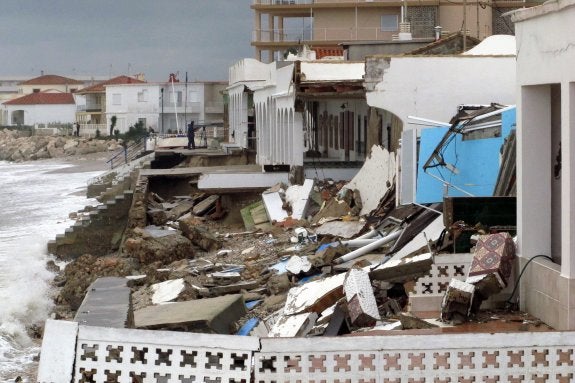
[38,319,575,383]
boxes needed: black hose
[506,254,554,306]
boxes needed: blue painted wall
[415,107,516,204]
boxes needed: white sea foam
[0,160,102,381]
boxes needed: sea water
[0,160,101,381]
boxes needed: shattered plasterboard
[285,179,315,220]
[314,220,365,239]
[390,215,444,261]
[283,273,346,315]
[151,278,185,305]
[268,312,319,337]
[343,145,396,216]
[262,191,289,223]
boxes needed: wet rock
[123,230,195,266]
[179,217,222,252]
[59,254,137,311]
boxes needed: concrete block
[344,268,380,327]
[469,232,516,285]
[441,278,475,322]
[37,319,78,383]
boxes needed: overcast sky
[0,0,254,82]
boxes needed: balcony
[253,24,433,45]
[77,103,103,113]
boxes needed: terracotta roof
[20,74,84,86]
[3,92,75,105]
[313,47,344,59]
[77,75,146,93]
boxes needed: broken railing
[39,319,575,382]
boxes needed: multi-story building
[251,0,542,62]
[99,73,227,135]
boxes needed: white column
[561,82,575,278]
[517,85,552,260]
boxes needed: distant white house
[103,74,226,135]
[105,83,161,133]
[1,91,76,126]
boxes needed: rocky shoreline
[0,128,122,162]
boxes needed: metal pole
[161,88,164,134]
[184,71,188,129]
[463,0,467,51]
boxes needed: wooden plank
[251,203,269,225]
[193,195,219,216]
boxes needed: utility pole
[184,71,188,128]
[161,87,164,134]
[463,0,467,52]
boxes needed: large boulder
[123,228,195,266]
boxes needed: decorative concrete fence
[38,319,575,383]
[409,253,515,312]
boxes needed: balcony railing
[253,24,434,43]
[77,104,103,112]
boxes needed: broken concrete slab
[206,280,260,297]
[314,220,365,239]
[344,268,381,327]
[268,312,318,337]
[74,277,132,328]
[285,178,315,220]
[151,278,185,305]
[369,253,434,283]
[134,294,246,334]
[440,278,475,322]
[167,200,195,220]
[342,145,396,216]
[283,273,346,315]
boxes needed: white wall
[4,104,76,125]
[106,84,160,133]
[512,0,575,330]
[366,56,516,125]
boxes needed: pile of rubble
[51,145,537,339]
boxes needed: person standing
[187,121,195,149]
[75,122,80,137]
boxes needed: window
[170,91,182,106]
[188,91,199,103]
[137,89,148,102]
[112,93,122,105]
[381,15,399,32]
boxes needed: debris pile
[52,144,526,340]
